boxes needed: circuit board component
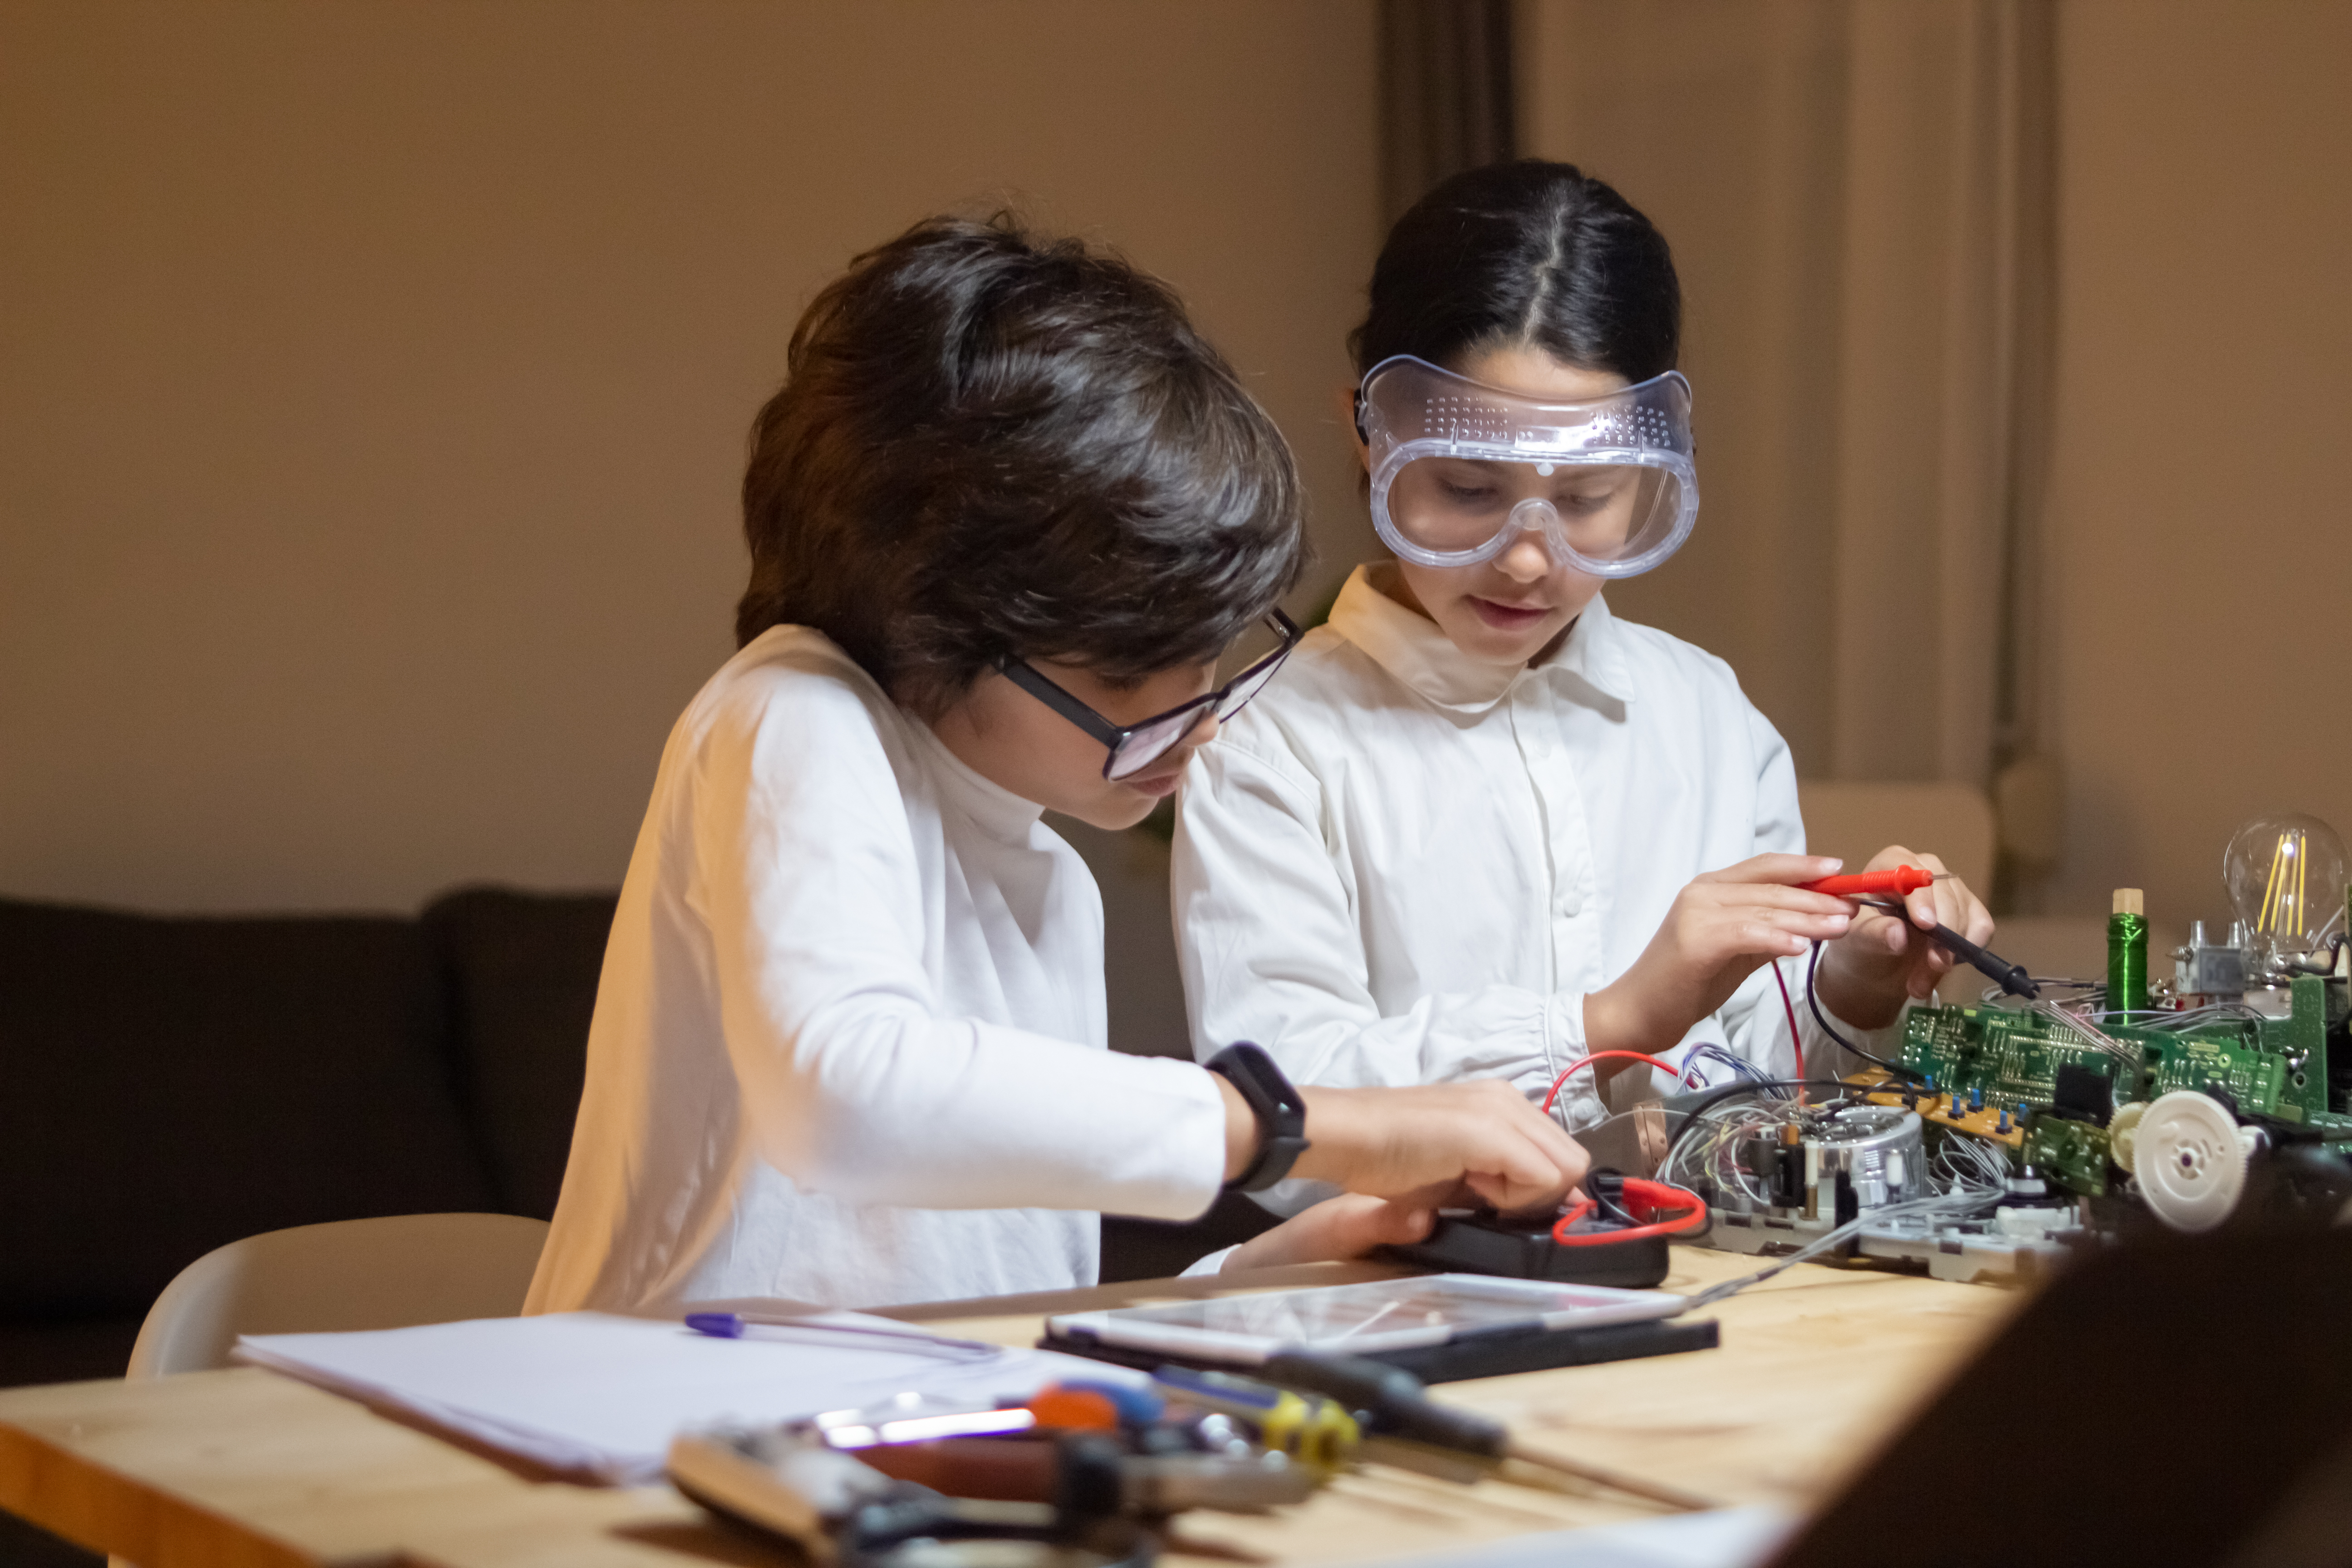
[1893,976,2341,1129]
[2021,1115,2111,1197]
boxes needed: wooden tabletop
[0,1248,2018,1568]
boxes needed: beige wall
[1521,0,2352,931]
[2042,0,2352,927]
[1516,0,1850,778]
[0,1,1379,914]
[12,0,2342,949]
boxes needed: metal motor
[1726,1106,1923,1220]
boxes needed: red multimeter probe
[1549,1179,1708,1248]
[1796,866,1941,898]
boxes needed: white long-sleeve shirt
[527,627,1228,1314]
[1174,565,1886,1138]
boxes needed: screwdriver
[1147,1366,1361,1476]
[1250,1352,1715,1513]
[1797,867,2038,1000]
[848,1432,1316,1514]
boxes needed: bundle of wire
[1680,1041,1779,1092]
[1979,975,2274,1036]
[1652,1078,2010,1312]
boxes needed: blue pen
[684,1310,1001,1360]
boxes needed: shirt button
[1555,887,1581,916]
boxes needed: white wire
[2029,999,2138,1064]
[1930,1129,2012,1193]
[1982,976,2100,1005]
[1680,1177,2004,1312]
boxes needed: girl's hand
[1216,1193,1437,1273]
[1813,846,1994,1029]
[1581,854,1853,1064]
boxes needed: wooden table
[0,1249,2017,1567]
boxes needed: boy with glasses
[527,216,1587,1315]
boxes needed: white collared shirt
[528,627,1227,1314]
[1174,566,1884,1135]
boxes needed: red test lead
[1797,866,1945,898]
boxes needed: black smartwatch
[1205,1042,1310,1192]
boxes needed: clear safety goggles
[1357,356,1699,578]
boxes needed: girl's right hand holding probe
[1580,853,1854,1072]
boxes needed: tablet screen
[1048,1274,1686,1359]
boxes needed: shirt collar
[1325,564,1636,715]
[906,716,1049,844]
[755,625,1049,843]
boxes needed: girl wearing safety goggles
[1173,162,1994,1144]
[526,216,1588,1316]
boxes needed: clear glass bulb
[2222,812,2349,972]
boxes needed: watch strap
[1205,1042,1310,1192]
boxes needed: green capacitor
[2107,890,2149,1017]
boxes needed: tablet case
[1039,1313,1717,1384]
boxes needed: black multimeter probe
[1854,897,2038,1000]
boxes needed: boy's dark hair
[1351,159,1681,384]
[736,214,1306,715]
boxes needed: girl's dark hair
[1351,159,1681,383]
[736,214,1306,715]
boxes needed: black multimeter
[1377,1170,1695,1288]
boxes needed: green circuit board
[2021,1114,2112,1196]
[2141,1033,2289,1114]
[1897,1006,2133,1117]
[1894,975,2338,1126]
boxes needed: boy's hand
[1237,1079,1589,1215]
[1216,1193,1437,1273]
[1582,854,1853,1063]
[1814,846,1994,1028]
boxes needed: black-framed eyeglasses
[997,610,1303,782]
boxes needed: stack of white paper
[1381,1508,1795,1568]
[236,1311,1141,1484]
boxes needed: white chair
[124,1212,549,1378]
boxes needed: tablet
[1044,1273,1688,1364]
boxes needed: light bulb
[2222,812,2349,974]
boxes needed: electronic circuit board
[1893,975,2341,1127]
[2020,1115,2111,1196]
[1897,1005,2133,1118]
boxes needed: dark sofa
[0,885,1274,1391]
